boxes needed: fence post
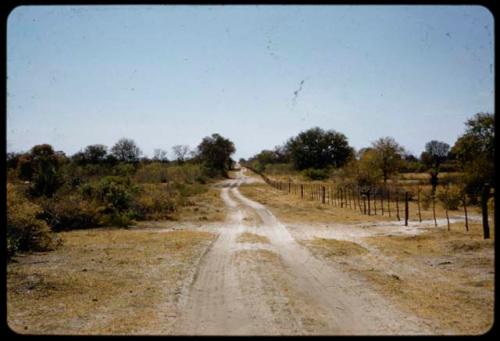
[374,192,377,215]
[381,190,384,216]
[348,188,352,209]
[387,190,391,217]
[288,180,291,193]
[363,194,367,214]
[396,193,400,221]
[340,188,344,208]
[367,191,371,215]
[417,187,422,223]
[404,191,409,226]
[481,184,491,239]
[300,184,304,199]
[463,194,469,232]
[432,194,437,227]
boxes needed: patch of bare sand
[7,229,216,335]
[233,249,332,335]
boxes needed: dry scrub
[173,186,226,222]
[7,228,216,335]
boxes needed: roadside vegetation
[242,112,494,221]
[6,133,236,260]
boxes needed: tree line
[6,133,236,259]
[242,112,494,203]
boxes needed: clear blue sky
[7,5,494,160]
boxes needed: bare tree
[153,148,169,163]
[172,145,190,163]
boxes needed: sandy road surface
[172,169,434,335]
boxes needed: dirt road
[172,169,433,335]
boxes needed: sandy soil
[171,169,434,335]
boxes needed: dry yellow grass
[7,228,216,335]
[301,223,494,335]
[174,186,226,222]
[301,238,368,257]
[239,182,394,225]
[236,232,270,244]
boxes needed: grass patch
[302,238,368,258]
[236,232,270,244]
[7,228,216,334]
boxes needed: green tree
[451,112,494,201]
[285,127,354,170]
[371,137,405,183]
[111,138,142,163]
[420,140,450,193]
[29,144,64,197]
[197,133,235,177]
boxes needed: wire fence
[244,166,492,239]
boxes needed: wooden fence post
[367,191,371,215]
[381,190,384,216]
[463,194,469,232]
[374,192,377,215]
[340,188,344,208]
[300,184,304,199]
[404,191,409,227]
[396,193,400,221]
[432,194,437,227]
[322,186,326,204]
[417,187,422,223]
[481,184,491,239]
[363,195,367,214]
[387,190,391,217]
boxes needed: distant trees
[285,127,354,170]
[72,144,108,165]
[371,137,405,183]
[451,112,495,200]
[197,133,235,177]
[152,148,169,163]
[111,138,142,163]
[172,145,190,164]
[421,140,450,193]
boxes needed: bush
[7,184,59,259]
[420,188,434,210]
[80,176,139,227]
[436,185,463,210]
[301,168,329,180]
[132,184,177,220]
[38,194,102,231]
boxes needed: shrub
[132,184,177,220]
[38,194,102,231]
[135,162,169,183]
[7,184,59,259]
[301,168,329,180]
[436,185,463,210]
[80,176,139,227]
[420,188,434,210]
